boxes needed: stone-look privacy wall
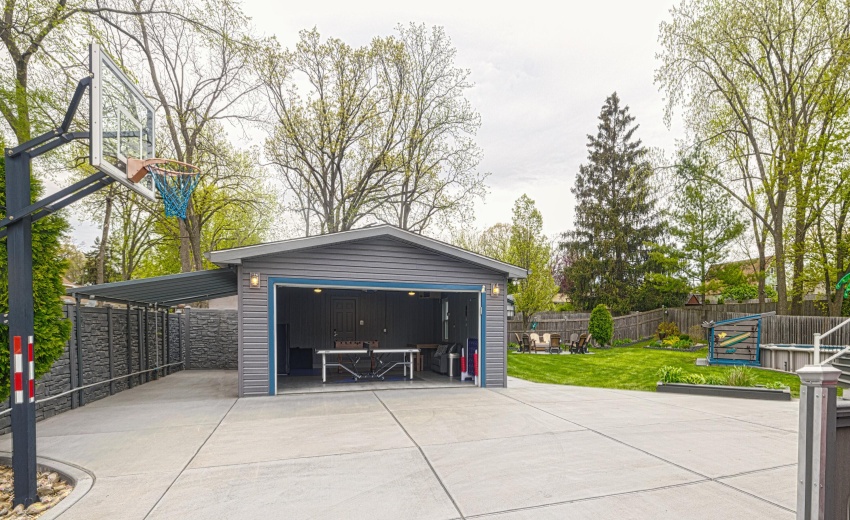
[185,310,239,370]
[0,307,237,435]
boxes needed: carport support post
[152,306,159,381]
[797,365,840,520]
[75,296,85,407]
[6,147,39,506]
[127,305,133,389]
[107,305,114,395]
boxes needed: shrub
[508,342,520,351]
[682,373,706,385]
[721,284,758,302]
[725,366,756,387]
[656,321,680,339]
[704,374,727,386]
[672,338,693,349]
[612,338,633,347]
[657,365,684,383]
[589,304,613,346]
[687,325,704,342]
[763,381,787,390]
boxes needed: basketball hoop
[127,158,201,219]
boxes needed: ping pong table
[317,348,419,383]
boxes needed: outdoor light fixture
[314,288,322,293]
[249,273,260,288]
[492,283,501,296]
[408,291,416,296]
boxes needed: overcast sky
[247,0,685,240]
[71,0,685,246]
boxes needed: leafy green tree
[0,153,71,400]
[507,195,558,329]
[588,304,613,346]
[658,0,850,314]
[562,93,660,314]
[721,284,758,302]
[669,150,745,302]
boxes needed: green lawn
[507,343,804,397]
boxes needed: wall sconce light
[492,283,501,296]
[408,291,416,296]
[314,288,322,293]
[249,273,260,288]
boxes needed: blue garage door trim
[267,277,487,395]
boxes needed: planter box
[644,343,706,353]
[656,382,791,401]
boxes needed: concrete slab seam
[141,398,239,519]
[372,391,467,520]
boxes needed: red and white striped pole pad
[13,336,22,405]
[28,336,34,404]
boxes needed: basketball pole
[2,76,115,507]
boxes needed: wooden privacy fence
[509,307,850,346]
[508,309,667,343]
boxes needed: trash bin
[448,353,460,378]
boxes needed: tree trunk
[97,190,114,284]
[772,212,788,315]
[790,215,806,315]
[178,218,192,272]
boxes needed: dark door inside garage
[332,298,357,341]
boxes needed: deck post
[797,365,840,520]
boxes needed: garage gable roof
[207,225,527,279]
[66,268,238,306]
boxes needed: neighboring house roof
[684,294,702,306]
[207,225,528,279]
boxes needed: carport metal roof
[66,268,238,307]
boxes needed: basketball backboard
[90,44,156,200]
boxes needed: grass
[507,341,804,397]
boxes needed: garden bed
[656,381,791,401]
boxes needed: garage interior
[275,285,480,393]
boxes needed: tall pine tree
[562,93,659,314]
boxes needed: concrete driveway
[0,371,798,519]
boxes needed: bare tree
[96,0,264,271]
[260,25,487,236]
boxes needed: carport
[207,225,526,396]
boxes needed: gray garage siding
[237,236,508,396]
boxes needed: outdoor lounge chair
[530,333,548,353]
[569,333,578,350]
[570,334,590,354]
[549,333,561,354]
[521,334,533,353]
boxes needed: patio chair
[530,333,541,346]
[521,333,533,353]
[531,336,548,354]
[570,334,589,354]
[541,333,551,347]
[569,333,579,350]
[549,333,561,354]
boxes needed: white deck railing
[817,317,850,365]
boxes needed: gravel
[0,467,72,518]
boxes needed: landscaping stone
[0,468,72,519]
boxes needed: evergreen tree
[562,93,659,314]
[0,148,72,401]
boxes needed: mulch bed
[0,467,72,518]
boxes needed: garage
[207,225,526,396]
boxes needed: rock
[37,485,53,496]
[26,501,49,514]
[46,473,58,484]
[12,504,23,514]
